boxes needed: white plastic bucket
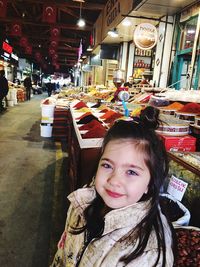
[40,123,53,137]
[13,99,18,105]
[41,104,55,118]
[7,100,14,107]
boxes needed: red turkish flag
[35,52,42,62]
[50,40,58,48]
[0,0,7,18]
[55,64,60,70]
[50,27,60,40]
[19,36,28,47]
[49,48,56,56]
[52,54,58,60]
[42,5,57,24]
[25,45,32,55]
[10,23,22,36]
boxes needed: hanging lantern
[10,23,22,36]
[0,0,8,18]
[42,5,57,24]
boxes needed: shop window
[180,16,198,50]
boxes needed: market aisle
[0,94,67,267]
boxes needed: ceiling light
[187,29,195,34]
[108,28,119,38]
[77,18,85,27]
[122,19,131,26]
[77,2,85,27]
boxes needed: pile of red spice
[73,101,87,109]
[104,112,123,123]
[100,110,117,120]
[178,102,200,113]
[82,124,106,138]
[79,120,102,130]
[99,108,109,113]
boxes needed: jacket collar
[67,187,151,234]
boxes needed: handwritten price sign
[167,175,188,201]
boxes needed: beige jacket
[51,187,174,267]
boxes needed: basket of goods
[159,102,184,116]
[174,226,200,267]
[174,103,200,123]
[159,193,190,226]
[175,112,197,123]
[156,114,190,136]
[148,95,170,107]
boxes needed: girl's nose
[107,170,121,186]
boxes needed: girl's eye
[127,169,138,176]
[101,163,111,169]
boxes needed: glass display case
[167,152,200,227]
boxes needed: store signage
[106,0,120,26]
[2,41,13,54]
[167,175,188,201]
[133,23,158,50]
[11,53,18,61]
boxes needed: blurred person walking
[0,69,9,112]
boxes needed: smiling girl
[51,106,175,267]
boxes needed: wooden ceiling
[0,0,107,73]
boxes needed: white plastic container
[40,123,53,137]
[7,100,14,107]
[41,104,55,118]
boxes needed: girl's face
[95,139,151,209]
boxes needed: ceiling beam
[0,17,92,31]
[7,0,104,11]
[59,7,93,26]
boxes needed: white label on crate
[167,175,188,201]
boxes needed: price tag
[167,175,188,201]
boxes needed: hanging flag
[50,40,58,48]
[19,36,28,47]
[78,39,82,60]
[50,27,60,40]
[55,64,60,70]
[49,48,56,56]
[10,23,22,36]
[25,45,32,55]
[42,5,57,24]
[35,52,42,62]
[52,54,58,60]
[0,0,7,18]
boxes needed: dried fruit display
[174,227,200,267]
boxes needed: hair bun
[139,106,160,130]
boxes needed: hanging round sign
[133,23,158,50]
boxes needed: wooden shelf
[168,152,200,177]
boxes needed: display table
[67,105,103,191]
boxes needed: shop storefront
[171,4,200,90]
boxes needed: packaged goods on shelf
[168,152,200,227]
[160,135,196,152]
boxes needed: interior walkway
[0,93,68,267]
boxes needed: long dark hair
[71,106,175,266]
